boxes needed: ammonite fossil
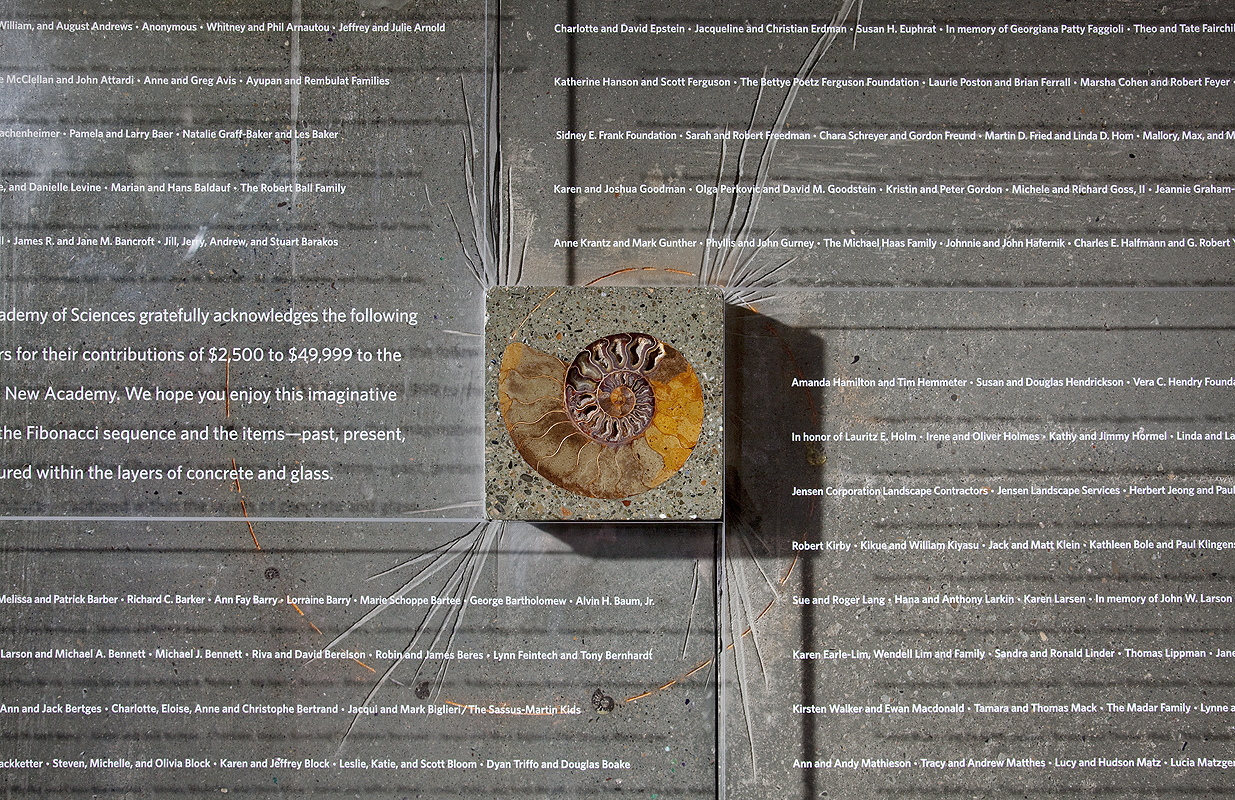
[497,332,704,499]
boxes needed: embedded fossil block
[498,333,704,499]
[485,287,723,521]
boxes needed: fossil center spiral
[605,382,637,417]
[564,333,661,445]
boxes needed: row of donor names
[554,21,1233,36]
[790,645,1233,661]
[3,73,390,89]
[1,180,346,194]
[797,537,1235,554]
[1,126,339,141]
[793,700,1228,716]
[0,593,637,608]
[0,20,444,34]
[0,647,653,663]
[7,234,342,249]
[790,590,1234,608]
[792,754,1235,770]
[0,700,588,718]
[554,76,1232,92]
[556,177,1235,197]
[6,754,626,772]
[792,484,1234,498]
[552,232,1235,251]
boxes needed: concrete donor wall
[1,1,1233,798]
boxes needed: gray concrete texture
[498,0,1235,797]
[2,0,1234,797]
[0,0,487,518]
[0,3,724,797]
[722,289,1234,798]
[502,0,1235,289]
[0,519,717,797]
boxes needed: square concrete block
[485,286,724,520]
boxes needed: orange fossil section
[497,337,704,500]
[644,352,705,489]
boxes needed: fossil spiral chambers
[565,333,660,445]
[498,332,704,500]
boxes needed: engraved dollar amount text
[286,347,354,364]
[206,347,356,364]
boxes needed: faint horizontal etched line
[870,628,1234,636]
[7,275,440,285]
[0,518,716,531]
[0,168,424,180]
[0,543,709,554]
[0,116,472,128]
[873,521,1234,532]
[405,384,486,398]
[876,787,1235,797]
[401,424,484,434]
[404,346,484,357]
[642,218,1235,236]
[741,317,1235,330]
[0,782,708,798]
[834,468,1232,478]
[94,65,468,76]
[0,729,681,745]
[880,731,1232,743]
[860,415,1235,425]
[868,680,1234,689]
[646,164,1235,187]
[732,284,1235,294]
[868,574,1232,584]
[0,515,484,523]
[771,317,1235,327]
[0,625,682,637]
[0,15,485,27]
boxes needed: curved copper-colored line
[584,445,620,499]
[508,406,566,429]
[523,418,574,444]
[580,268,766,312]
[231,457,259,551]
[624,658,711,703]
[780,554,798,586]
[586,444,605,495]
[402,543,793,711]
[569,436,595,474]
[607,445,622,493]
[533,429,584,472]
[624,551,799,705]
[583,266,696,286]
[507,394,563,409]
[507,289,557,341]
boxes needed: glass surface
[2,1,1234,797]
